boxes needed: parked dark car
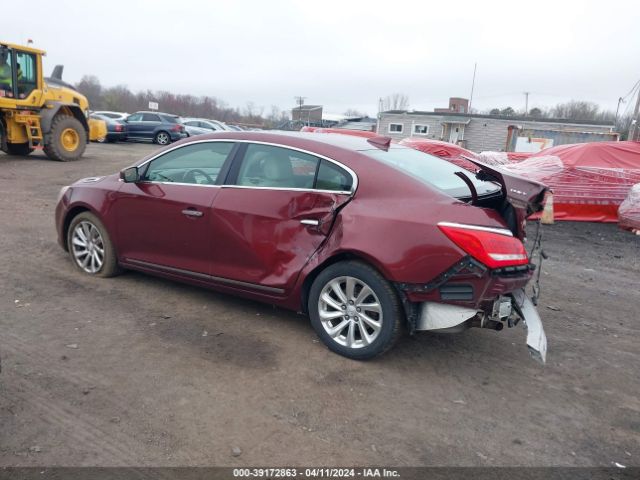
[89,113,128,143]
[55,132,548,361]
[124,111,187,145]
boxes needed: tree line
[484,100,633,139]
[76,75,289,128]
[75,77,635,139]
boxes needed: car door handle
[182,208,203,218]
[300,219,319,226]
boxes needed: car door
[113,141,236,275]
[209,142,355,294]
[125,113,143,138]
[141,113,162,140]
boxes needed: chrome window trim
[437,221,513,237]
[220,185,352,195]
[134,139,359,195]
[136,180,222,188]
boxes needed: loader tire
[5,143,34,156]
[44,115,87,162]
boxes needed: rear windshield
[362,147,501,198]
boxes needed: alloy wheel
[317,276,383,349]
[156,132,170,145]
[71,221,105,274]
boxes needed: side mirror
[120,166,140,183]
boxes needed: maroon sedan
[55,132,548,361]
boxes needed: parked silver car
[182,117,231,133]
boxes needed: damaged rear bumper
[416,288,547,363]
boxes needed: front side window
[235,144,318,189]
[0,47,13,97]
[16,51,37,99]
[388,123,403,133]
[142,142,234,185]
[414,124,429,135]
[127,113,143,122]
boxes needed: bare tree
[381,93,409,111]
[551,100,601,121]
[76,75,103,110]
[343,109,367,117]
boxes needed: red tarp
[522,141,640,222]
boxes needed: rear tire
[154,131,171,145]
[67,212,121,278]
[44,115,87,162]
[5,143,34,156]
[308,260,403,360]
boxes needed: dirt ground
[0,142,638,467]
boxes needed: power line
[621,79,640,102]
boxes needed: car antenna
[367,136,392,150]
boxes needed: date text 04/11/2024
[232,468,400,478]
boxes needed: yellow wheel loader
[0,41,106,161]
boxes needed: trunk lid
[464,156,549,239]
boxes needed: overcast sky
[3,0,640,116]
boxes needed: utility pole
[523,92,530,116]
[629,88,640,141]
[294,96,306,126]
[468,63,477,112]
[615,97,624,124]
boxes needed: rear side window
[142,142,234,185]
[231,144,353,192]
[316,160,352,192]
[236,144,317,189]
[363,147,500,198]
[142,113,160,122]
[161,115,179,124]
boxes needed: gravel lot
[0,142,638,467]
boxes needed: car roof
[142,131,405,165]
[199,130,398,151]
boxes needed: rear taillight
[437,222,528,269]
[115,124,123,132]
[172,125,183,132]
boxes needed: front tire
[308,261,402,360]
[67,212,121,277]
[154,131,171,145]
[44,115,87,161]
